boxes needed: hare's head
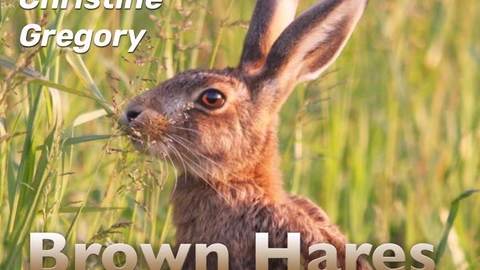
[122,0,367,182]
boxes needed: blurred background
[1,0,479,268]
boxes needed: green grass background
[1,0,479,269]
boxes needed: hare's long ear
[238,0,299,74]
[255,0,368,109]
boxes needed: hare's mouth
[122,115,223,180]
[126,124,170,152]
[120,111,172,153]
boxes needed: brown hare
[122,0,370,269]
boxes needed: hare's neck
[171,172,287,233]
[171,150,287,205]
[171,126,287,233]
[173,126,286,203]
[170,174,284,247]
[170,131,287,243]
[173,171,286,203]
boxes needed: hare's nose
[123,109,143,125]
[126,110,141,121]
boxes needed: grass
[1,0,479,269]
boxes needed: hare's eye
[199,89,225,110]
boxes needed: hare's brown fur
[173,178,364,269]
[123,0,371,269]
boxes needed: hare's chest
[174,201,259,249]
[171,182,290,269]
[173,201,270,269]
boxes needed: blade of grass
[208,0,236,69]
[189,0,209,69]
[64,50,115,115]
[47,206,126,214]
[64,134,115,147]
[0,58,106,102]
[3,103,62,269]
[73,109,109,127]
[435,189,480,265]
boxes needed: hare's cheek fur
[180,108,254,180]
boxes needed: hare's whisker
[163,142,185,198]
[165,141,186,182]
[169,126,201,134]
[167,134,243,196]
[166,137,232,201]
[167,134,224,178]
[150,147,170,185]
[168,134,238,179]
[165,134,204,166]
